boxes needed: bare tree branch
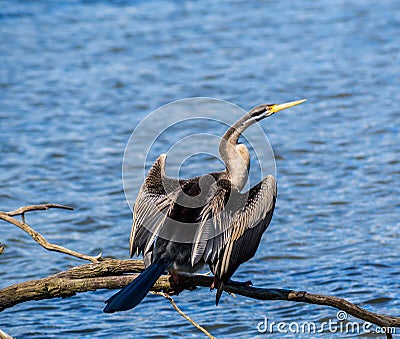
[0,207,101,263]
[6,204,74,217]
[0,258,398,334]
[0,205,398,339]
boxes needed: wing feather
[210,175,277,282]
[129,154,181,261]
[191,178,236,266]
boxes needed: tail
[103,262,169,313]
[215,280,224,306]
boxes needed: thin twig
[0,211,101,263]
[0,328,14,339]
[6,204,74,216]
[153,292,217,339]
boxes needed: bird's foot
[210,276,218,291]
[167,272,197,295]
[169,271,181,284]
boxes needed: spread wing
[192,175,276,304]
[191,178,238,267]
[214,175,276,281]
[129,154,182,265]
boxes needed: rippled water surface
[1,1,399,338]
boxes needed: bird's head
[248,99,306,121]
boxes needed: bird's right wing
[197,174,276,305]
[214,175,277,282]
[129,154,181,263]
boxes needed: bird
[103,99,306,313]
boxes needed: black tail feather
[215,280,224,306]
[103,262,168,313]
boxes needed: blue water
[1,1,399,338]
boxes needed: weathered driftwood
[0,204,398,339]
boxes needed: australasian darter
[104,99,306,313]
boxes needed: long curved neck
[219,113,254,190]
[221,113,255,146]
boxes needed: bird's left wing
[191,177,238,267]
[129,154,182,263]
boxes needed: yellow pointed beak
[270,99,307,114]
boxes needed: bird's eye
[249,104,273,118]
